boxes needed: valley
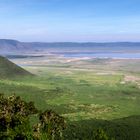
[0,40,140,139]
[0,55,139,139]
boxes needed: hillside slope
[0,56,32,78]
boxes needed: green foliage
[64,117,140,140]
[33,110,66,140]
[0,94,37,140]
[93,129,114,140]
[0,94,66,140]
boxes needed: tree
[33,110,66,140]
[0,94,38,140]
[93,129,115,140]
[0,94,66,140]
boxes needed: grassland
[0,56,140,139]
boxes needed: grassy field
[1,56,140,139]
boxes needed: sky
[0,0,140,42]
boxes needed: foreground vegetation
[0,94,66,140]
[0,94,115,140]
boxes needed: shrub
[0,94,66,140]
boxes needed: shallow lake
[62,52,140,59]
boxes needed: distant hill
[0,39,140,54]
[0,56,32,78]
[0,39,30,54]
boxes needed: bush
[93,129,115,140]
[0,94,66,140]
[33,110,66,140]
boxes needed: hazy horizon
[2,38,140,43]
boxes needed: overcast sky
[0,0,140,42]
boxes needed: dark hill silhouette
[0,56,32,78]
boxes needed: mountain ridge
[0,39,140,54]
